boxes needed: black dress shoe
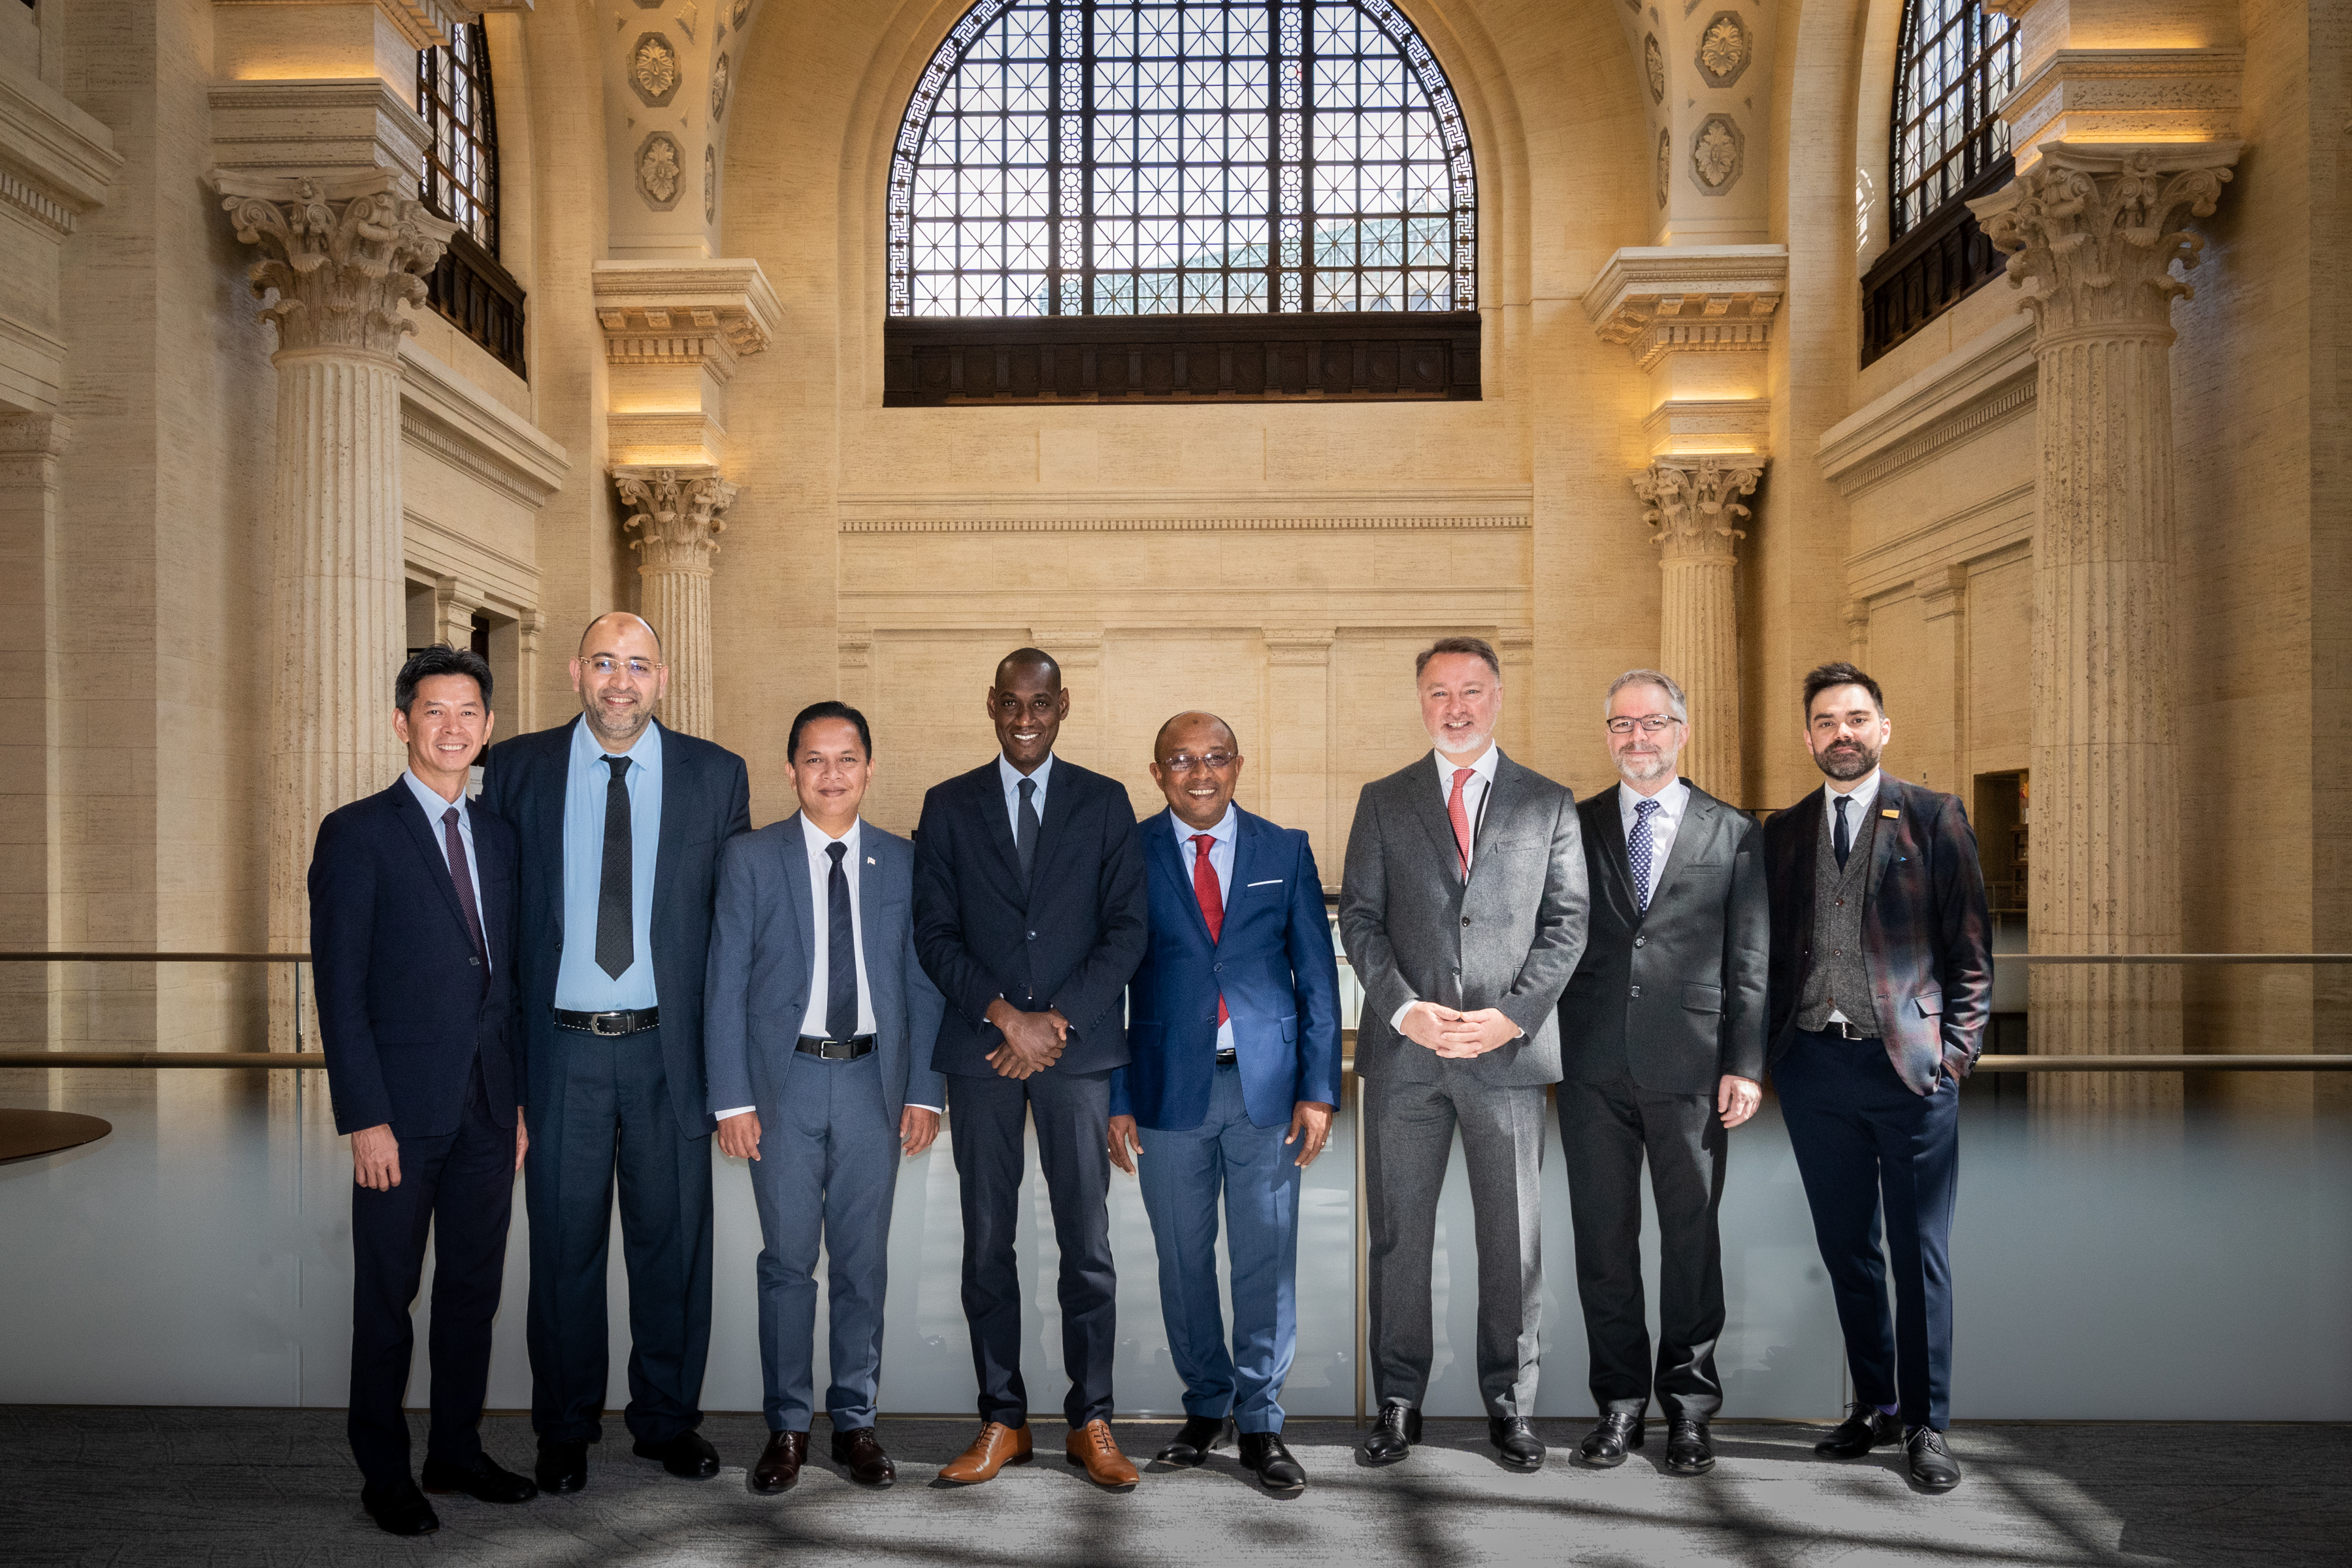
[421,1452,538,1503]
[535,1439,588,1494]
[1905,1426,1962,1493]
[1576,1412,1646,1467]
[1664,1418,1714,1476]
[751,1430,806,1494]
[635,1429,722,1479]
[1815,1403,1903,1459]
[1154,1414,1236,1466]
[360,1479,440,1536]
[1238,1431,1307,1495]
[830,1426,896,1487]
[1488,1415,1545,1471]
[1360,1403,1421,1463]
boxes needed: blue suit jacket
[912,757,1148,1077]
[1112,808,1343,1131]
[308,781,521,1138]
[703,814,948,1124]
[478,717,751,1140]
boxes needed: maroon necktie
[1190,833,1227,1026]
[443,805,488,975]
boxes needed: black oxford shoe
[1905,1426,1963,1493]
[421,1452,538,1503]
[1664,1418,1714,1476]
[1155,1414,1236,1466]
[534,1439,588,1494]
[830,1426,896,1488]
[1815,1403,1903,1459]
[1489,1416,1545,1471]
[1360,1403,1421,1463]
[1238,1431,1307,1495]
[751,1430,806,1494]
[360,1479,440,1537]
[1576,1411,1646,1467]
[635,1429,722,1479]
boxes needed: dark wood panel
[425,229,528,380]
[1860,157,2012,370]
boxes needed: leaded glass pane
[417,22,498,254]
[1889,0,2017,239]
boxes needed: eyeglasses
[587,657,658,678]
[1162,752,1238,774]
[1606,715,1683,735]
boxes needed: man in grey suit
[704,701,946,1494]
[1339,636,1588,1471]
[1558,670,1767,1478]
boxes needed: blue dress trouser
[1135,1062,1303,1434]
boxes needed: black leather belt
[1215,1049,1237,1066]
[1816,1019,1876,1041]
[797,1034,875,1060]
[554,1006,659,1036]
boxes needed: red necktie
[1191,833,1228,1026]
[1447,767,1475,875]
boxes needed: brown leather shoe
[936,1422,1032,1484]
[749,1430,806,1494]
[830,1425,896,1487]
[1064,1419,1139,1489]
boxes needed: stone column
[1632,457,1763,802]
[214,171,455,1006]
[612,464,737,739]
[0,414,70,1061]
[1970,143,2236,1115]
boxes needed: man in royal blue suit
[310,645,535,1535]
[478,612,751,1494]
[1107,711,1341,1496]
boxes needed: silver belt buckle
[593,1012,627,1037]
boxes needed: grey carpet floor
[0,1409,2344,1567]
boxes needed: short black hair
[1415,636,1501,679]
[788,700,873,761]
[395,644,493,714]
[994,647,1062,689]
[1803,661,1886,719]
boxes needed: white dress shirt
[1618,776,1692,908]
[401,770,488,976]
[1821,768,1884,1026]
[1392,742,1509,1032]
[998,751,1054,840]
[1170,804,1237,1053]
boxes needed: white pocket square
[1247,879,1282,888]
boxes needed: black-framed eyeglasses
[1605,716,1682,736]
[1162,752,1239,774]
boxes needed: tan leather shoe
[1064,1419,1139,1489]
[936,1422,1032,1484]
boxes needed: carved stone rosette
[1632,457,1762,801]
[213,171,456,361]
[1968,143,2238,1115]
[613,465,739,739]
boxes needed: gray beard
[1616,751,1677,785]
[585,704,653,749]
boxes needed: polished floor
[1,1409,2343,1566]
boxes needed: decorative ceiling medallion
[1644,35,1665,103]
[703,144,717,224]
[1691,113,1744,193]
[629,33,681,108]
[1696,12,1752,89]
[676,1,700,42]
[732,0,754,26]
[710,52,730,122]
[1656,129,1672,208]
[637,131,685,210]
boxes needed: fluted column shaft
[1634,457,1762,801]
[613,465,736,739]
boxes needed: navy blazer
[703,814,948,1124]
[1763,773,1994,1092]
[1112,808,1343,1132]
[912,757,1149,1078]
[308,781,521,1138]
[478,717,752,1140]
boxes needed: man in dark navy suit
[310,645,535,1536]
[913,647,1149,1490]
[1106,711,1341,1495]
[478,612,751,1493]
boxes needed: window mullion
[1276,1,1303,312]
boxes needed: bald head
[1153,710,1238,762]
[996,646,1061,691]
[579,611,662,659]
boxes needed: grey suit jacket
[703,813,947,1126]
[1558,781,1769,1096]
[1339,749,1590,1087]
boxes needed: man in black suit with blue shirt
[309,645,535,1535]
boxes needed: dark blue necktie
[1628,797,1661,914]
[826,841,857,1043]
[1833,794,1852,871]
[1015,777,1040,885]
[595,754,634,979]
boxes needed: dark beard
[1814,740,1878,781]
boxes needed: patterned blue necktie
[1629,797,1661,914]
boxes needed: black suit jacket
[478,717,751,1139]
[1763,773,1993,1092]
[308,781,521,1137]
[912,757,1149,1078]
[1558,781,1769,1096]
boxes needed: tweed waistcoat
[1796,798,1882,1037]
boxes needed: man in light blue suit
[704,701,945,1495]
[1108,711,1343,1495]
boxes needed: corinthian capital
[613,465,738,575]
[212,170,455,358]
[1967,143,2238,338]
[1632,457,1763,557]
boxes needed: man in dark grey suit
[1558,670,1767,1478]
[1339,636,1588,1471]
[705,701,946,1495]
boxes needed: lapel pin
[867,856,876,865]
[1881,808,1899,819]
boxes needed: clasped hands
[1399,1000,1522,1058]
[983,998,1068,1080]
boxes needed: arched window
[416,22,527,377]
[1889,0,2017,239]
[888,0,1476,319]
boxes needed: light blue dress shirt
[555,719,663,1011]
[1169,804,1236,1053]
[996,751,1054,841]
[402,770,488,975]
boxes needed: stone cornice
[0,68,125,231]
[208,79,432,183]
[593,259,783,376]
[1819,313,2038,498]
[1580,244,1787,370]
[2001,48,2245,159]
[212,0,474,52]
[840,512,1532,534]
[397,338,571,507]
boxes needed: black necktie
[826,840,858,1043]
[596,755,634,979]
[1833,794,1852,871]
[1015,777,1039,885]
[442,806,487,977]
